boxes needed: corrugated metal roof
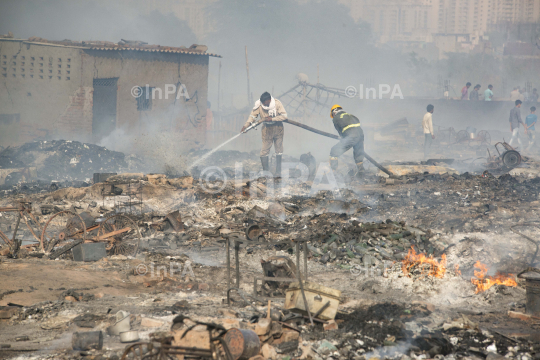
[0,38,221,57]
[88,46,221,57]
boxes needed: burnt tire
[502,150,521,168]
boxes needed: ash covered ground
[1,143,540,360]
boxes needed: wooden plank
[93,227,131,240]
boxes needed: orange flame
[470,261,517,293]
[401,247,447,278]
[454,264,461,276]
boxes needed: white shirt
[422,112,434,134]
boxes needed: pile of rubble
[2,162,540,359]
[0,140,148,184]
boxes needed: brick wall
[56,86,93,139]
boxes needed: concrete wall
[81,50,209,146]
[0,39,210,150]
[0,40,85,145]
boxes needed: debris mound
[0,140,128,182]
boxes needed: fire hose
[242,119,396,178]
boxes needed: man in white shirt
[422,104,435,159]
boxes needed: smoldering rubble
[1,142,540,360]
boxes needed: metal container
[518,271,540,316]
[245,224,262,241]
[72,243,107,262]
[108,311,131,336]
[285,281,341,321]
[72,331,103,350]
[223,329,260,360]
[120,331,139,343]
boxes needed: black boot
[355,161,365,179]
[260,156,269,172]
[330,157,339,170]
[275,155,282,177]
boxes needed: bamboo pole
[218,61,221,122]
[245,46,252,106]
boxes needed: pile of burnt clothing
[0,140,127,182]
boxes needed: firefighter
[329,104,365,175]
[241,92,288,175]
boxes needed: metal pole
[235,241,240,288]
[303,241,308,281]
[218,60,221,120]
[296,242,301,279]
[226,237,230,292]
[245,46,252,106]
[317,64,320,101]
[296,242,313,325]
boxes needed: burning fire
[402,247,447,278]
[470,261,517,293]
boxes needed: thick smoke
[0,0,197,46]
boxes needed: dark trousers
[330,128,364,164]
[424,134,432,159]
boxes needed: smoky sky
[0,0,197,46]
[205,0,410,107]
[1,0,539,113]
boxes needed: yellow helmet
[330,104,342,118]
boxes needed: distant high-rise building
[340,0,540,42]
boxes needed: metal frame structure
[225,238,309,297]
[101,180,144,215]
[225,238,315,325]
[277,81,347,118]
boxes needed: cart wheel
[456,130,469,144]
[98,214,141,257]
[478,130,491,145]
[41,211,87,253]
[502,150,522,168]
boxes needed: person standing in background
[469,84,481,101]
[532,89,539,103]
[526,106,537,152]
[461,82,471,100]
[509,100,524,148]
[423,104,435,159]
[510,87,520,102]
[519,88,526,102]
[484,85,494,101]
